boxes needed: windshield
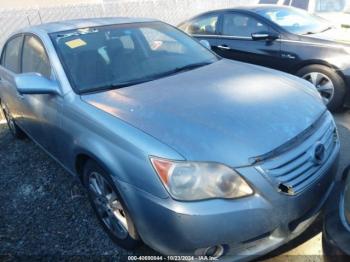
[256,8,331,35]
[50,22,218,93]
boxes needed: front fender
[62,96,184,199]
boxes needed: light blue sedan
[0,18,340,260]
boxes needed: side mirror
[199,39,211,50]
[251,32,278,41]
[15,73,60,95]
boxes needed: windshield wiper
[80,61,213,94]
[171,61,212,74]
[320,26,333,33]
[80,78,154,94]
[303,26,333,35]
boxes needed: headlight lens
[150,157,253,201]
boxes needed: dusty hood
[82,59,326,167]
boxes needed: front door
[214,12,283,70]
[18,34,62,157]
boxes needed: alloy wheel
[302,72,335,105]
[88,171,129,239]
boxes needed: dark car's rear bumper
[323,181,350,260]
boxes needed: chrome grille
[256,112,337,195]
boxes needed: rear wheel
[83,160,140,250]
[297,65,346,112]
[1,102,25,139]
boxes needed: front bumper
[118,142,339,260]
[323,182,350,259]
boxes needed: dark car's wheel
[83,160,140,250]
[1,102,25,139]
[322,234,348,262]
[296,65,346,111]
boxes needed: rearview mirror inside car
[15,73,60,95]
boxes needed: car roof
[19,17,158,34]
[197,4,295,15]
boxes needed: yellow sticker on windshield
[65,39,87,49]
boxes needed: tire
[83,160,140,250]
[322,234,347,262]
[0,102,26,139]
[296,64,346,112]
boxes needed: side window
[222,13,269,37]
[283,0,292,5]
[290,0,310,10]
[2,36,22,73]
[185,14,219,35]
[22,35,51,79]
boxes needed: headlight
[150,157,253,201]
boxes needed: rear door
[214,11,283,70]
[0,35,25,124]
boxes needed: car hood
[82,59,326,167]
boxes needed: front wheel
[83,160,140,250]
[297,65,346,112]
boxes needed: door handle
[281,53,296,59]
[217,45,231,50]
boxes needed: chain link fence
[0,0,257,46]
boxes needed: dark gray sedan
[178,5,350,111]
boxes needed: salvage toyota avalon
[0,18,340,260]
